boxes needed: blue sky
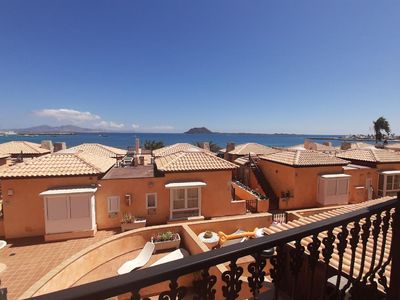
[0,1,399,134]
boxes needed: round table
[198,232,219,249]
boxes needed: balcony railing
[31,194,400,300]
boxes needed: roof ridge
[370,148,380,161]
[294,150,301,165]
[158,152,186,169]
[74,152,102,173]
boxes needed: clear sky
[0,1,399,134]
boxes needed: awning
[381,170,400,175]
[165,182,207,188]
[40,186,97,196]
[320,174,351,179]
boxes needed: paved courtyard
[0,230,118,300]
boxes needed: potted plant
[121,213,146,232]
[151,231,181,251]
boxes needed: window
[381,173,400,196]
[107,196,120,213]
[146,193,157,209]
[170,187,201,220]
[326,181,337,196]
[70,195,90,218]
[337,179,348,195]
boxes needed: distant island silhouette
[184,127,214,134]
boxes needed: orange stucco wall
[1,176,97,238]
[96,170,245,230]
[343,168,376,204]
[258,160,344,210]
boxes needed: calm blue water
[0,133,356,149]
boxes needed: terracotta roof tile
[385,143,400,151]
[155,151,238,172]
[260,150,348,166]
[220,143,278,155]
[263,196,395,293]
[61,143,126,158]
[0,141,50,155]
[336,148,400,163]
[153,143,208,157]
[0,152,115,178]
[0,153,10,159]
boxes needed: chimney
[224,142,235,160]
[41,140,54,152]
[53,142,67,152]
[135,138,140,154]
[341,142,351,150]
[201,142,210,151]
[304,139,314,150]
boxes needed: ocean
[0,132,363,149]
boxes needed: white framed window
[170,187,201,220]
[107,196,120,213]
[146,193,157,209]
[379,172,400,197]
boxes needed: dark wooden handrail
[31,196,399,300]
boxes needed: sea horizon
[0,132,379,150]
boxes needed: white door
[366,178,373,200]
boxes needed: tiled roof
[260,150,348,167]
[264,196,394,293]
[220,143,278,155]
[385,143,400,150]
[0,153,10,159]
[153,143,207,157]
[61,143,126,158]
[155,151,238,172]
[0,141,50,155]
[287,144,306,151]
[0,152,115,178]
[336,148,400,163]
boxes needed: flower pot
[151,233,181,252]
[121,219,146,232]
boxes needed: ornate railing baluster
[270,244,284,300]
[158,279,186,300]
[322,228,335,298]
[369,209,390,291]
[378,209,395,293]
[388,203,400,300]
[335,224,349,296]
[193,268,217,300]
[221,259,243,299]
[289,239,304,299]
[26,197,399,300]
[131,289,150,300]
[248,251,267,299]
[306,233,321,300]
[341,220,361,296]
[351,216,372,298]
[362,212,382,287]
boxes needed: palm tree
[373,117,390,143]
[144,140,165,150]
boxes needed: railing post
[0,287,7,300]
[388,192,400,300]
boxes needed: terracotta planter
[121,219,146,232]
[151,233,181,252]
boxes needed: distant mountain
[13,125,98,134]
[185,127,214,134]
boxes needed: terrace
[19,193,400,300]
